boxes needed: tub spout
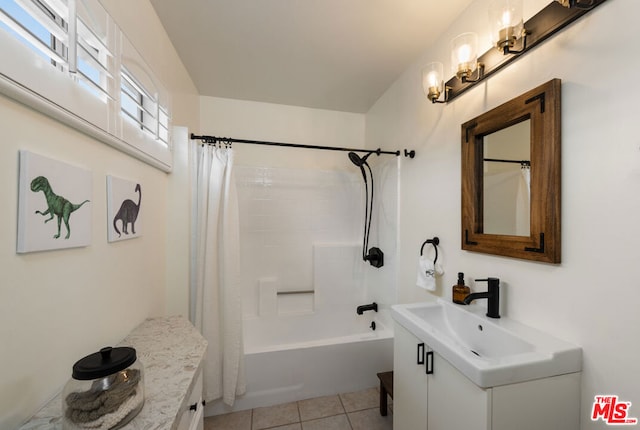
[356,302,378,315]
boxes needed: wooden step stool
[376,371,394,416]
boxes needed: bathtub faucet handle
[356,302,378,315]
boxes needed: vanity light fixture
[555,0,596,9]
[422,0,608,104]
[489,0,528,55]
[422,62,448,103]
[451,32,484,83]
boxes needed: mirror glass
[482,120,530,236]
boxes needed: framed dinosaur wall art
[17,151,92,253]
[107,175,143,242]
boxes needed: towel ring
[420,237,440,264]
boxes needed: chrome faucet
[356,302,378,315]
[463,278,500,318]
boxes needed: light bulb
[422,62,444,103]
[501,10,512,27]
[457,44,472,64]
[451,33,478,80]
[489,0,524,52]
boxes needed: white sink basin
[391,299,581,388]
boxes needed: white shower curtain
[192,142,246,406]
[515,167,531,236]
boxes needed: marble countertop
[19,316,208,430]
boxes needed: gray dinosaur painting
[113,183,141,237]
[107,176,143,242]
[30,176,90,239]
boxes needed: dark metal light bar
[445,0,608,102]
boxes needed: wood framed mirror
[461,79,561,263]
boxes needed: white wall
[99,0,200,319]
[0,1,198,428]
[199,96,364,170]
[366,0,639,427]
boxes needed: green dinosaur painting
[30,176,90,239]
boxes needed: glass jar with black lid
[62,346,144,430]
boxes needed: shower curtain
[191,142,246,406]
[515,167,531,236]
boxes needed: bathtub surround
[364,157,400,308]
[257,278,279,317]
[192,143,246,406]
[234,166,364,317]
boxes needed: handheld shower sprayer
[348,151,384,268]
[348,151,372,167]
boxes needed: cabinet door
[176,370,204,430]
[427,351,490,430]
[491,373,580,430]
[393,323,429,430]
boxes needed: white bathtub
[206,308,394,415]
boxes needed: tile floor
[204,387,393,430]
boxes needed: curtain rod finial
[404,149,416,158]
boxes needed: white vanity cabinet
[394,323,489,430]
[393,322,580,430]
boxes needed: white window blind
[121,67,158,135]
[0,0,69,67]
[120,33,172,160]
[0,0,173,171]
[76,0,115,101]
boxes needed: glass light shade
[489,0,524,51]
[422,62,444,102]
[451,32,478,80]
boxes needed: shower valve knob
[366,247,384,268]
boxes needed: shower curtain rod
[484,158,531,166]
[190,133,409,157]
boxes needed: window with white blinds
[76,0,112,102]
[0,0,173,171]
[0,0,69,68]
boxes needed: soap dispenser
[452,272,470,304]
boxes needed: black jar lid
[72,346,137,380]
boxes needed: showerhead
[348,151,372,167]
[348,152,368,184]
[348,152,363,166]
